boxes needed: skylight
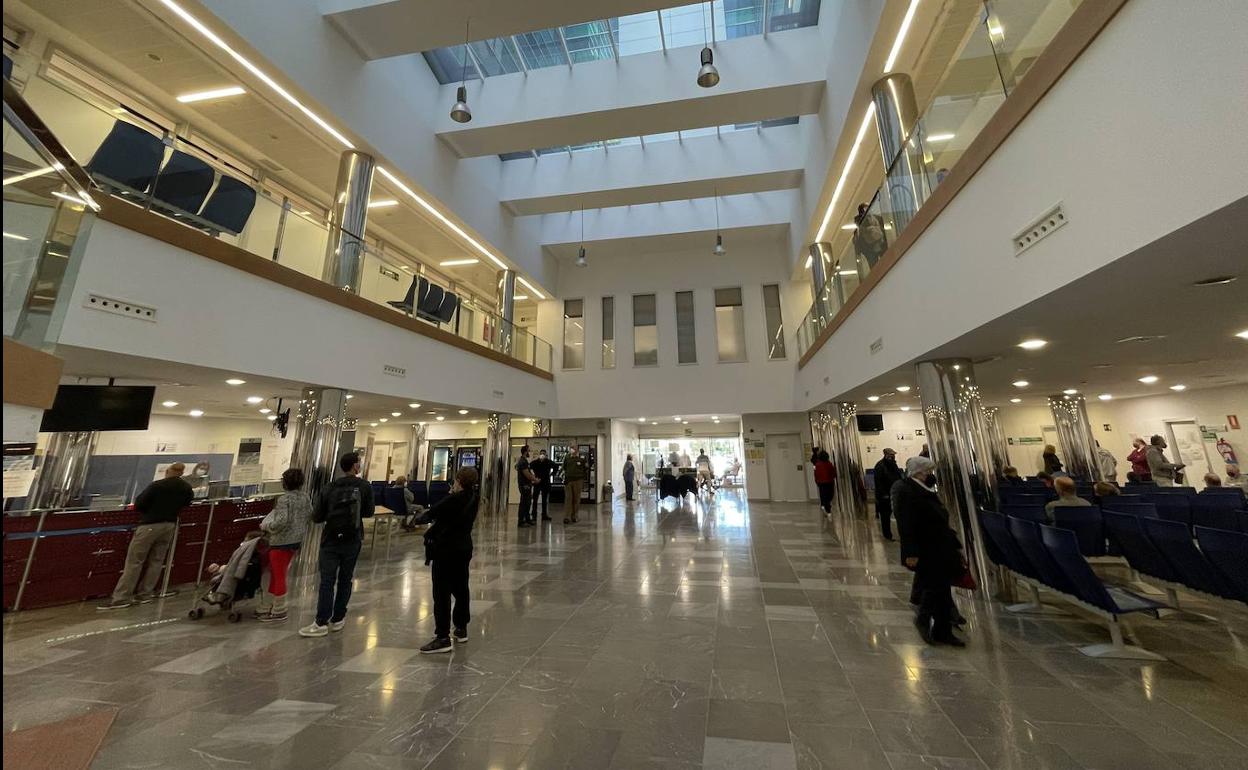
[499,116,800,161]
[424,0,821,84]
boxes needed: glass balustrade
[796,0,1085,359]
[10,68,554,373]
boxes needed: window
[715,287,746,362]
[601,296,615,369]
[563,299,584,369]
[762,284,787,360]
[633,294,658,366]
[675,291,697,364]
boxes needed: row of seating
[389,275,460,325]
[370,480,452,514]
[1002,493,1246,534]
[87,120,256,236]
[979,510,1168,660]
[1105,511,1247,604]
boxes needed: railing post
[195,502,216,588]
[12,510,49,612]
[273,198,290,262]
[158,520,180,597]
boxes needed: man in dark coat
[873,448,903,540]
[895,456,966,647]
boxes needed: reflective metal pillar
[408,422,428,479]
[808,410,834,459]
[481,412,512,516]
[288,387,348,578]
[914,359,998,590]
[532,419,551,438]
[1048,394,1102,481]
[322,151,376,293]
[807,242,834,323]
[28,431,97,509]
[871,72,931,235]
[983,406,1011,477]
[830,403,868,518]
[496,268,517,355]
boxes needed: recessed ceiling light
[682,421,689,425]
[176,85,245,103]
[1237,330,1248,340]
[439,258,479,267]
[1097,394,1113,401]
[225,378,246,385]
[896,386,911,392]
[651,421,658,425]
[391,412,402,417]
[427,411,438,415]
[436,416,445,421]
[1012,380,1029,388]
[900,406,911,412]
[1169,384,1187,391]
[926,132,955,142]
[1009,398,1022,403]
[458,409,469,415]
[367,199,399,208]
[840,224,857,231]
[370,422,379,427]
[867,395,880,402]
[883,0,921,73]
[3,231,30,241]
[1062,389,1078,395]
[344,394,354,400]
[1193,275,1237,286]
[1017,339,1047,350]
[246,396,264,404]
[259,408,272,414]
[514,295,530,301]
[1138,375,1159,384]
[188,409,204,417]
[471,419,478,424]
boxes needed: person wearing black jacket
[895,456,966,647]
[416,466,480,654]
[872,449,903,541]
[300,452,374,638]
[99,463,194,610]
[529,449,554,522]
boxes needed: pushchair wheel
[188,607,204,620]
[228,610,242,623]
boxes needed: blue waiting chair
[1142,495,1192,528]
[980,510,1038,580]
[370,481,387,504]
[383,486,409,517]
[1191,495,1244,532]
[408,481,428,507]
[1103,512,1182,584]
[1194,526,1248,604]
[1008,516,1079,596]
[1051,506,1105,557]
[1145,486,1197,496]
[1102,501,1158,519]
[416,279,446,323]
[1002,504,1046,522]
[150,149,215,217]
[1140,517,1237,600]
[435,291,459,324]
[198,175,257,235]
[389,275,420,315]
[86,120,166,196]
[1039,524,1166,659]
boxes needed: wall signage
[383,364,406,378]
[1016,436,1044,445]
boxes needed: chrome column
[28,430,97,509]
[322,151,376,293]
[915,359,998,590]
[1048,394,1102,481]
[808,410,834,460]
[983,406,1011,477]
[532,419,551,438]
[409,422,428,480]
[496,269,517,355]
[288,387,347,576]
[830,403,868,518]
[871,72,931,235]
[807,242,834,323]
[481,412,512,516]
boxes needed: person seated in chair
[1043,476,1091,523]
[1000,466,1025,487]
[1221,464,1247,491]
[1092,481,1119,503]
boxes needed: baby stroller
[188,531,268,622]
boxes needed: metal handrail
[2,78,100,210]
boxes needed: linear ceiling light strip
[155,0,545,298]
[814,102,876,243]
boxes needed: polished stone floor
[4,490,1247,769]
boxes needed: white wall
[796,0,1248,406]
[856,409,927,470]
[59,220,557,417]
[741,411,817,501]
[540,241,807,419]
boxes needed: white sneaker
[329,619,346,632]
[299,622,329,638]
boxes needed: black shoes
[421,637,453,654]
[541,516,552,522]
[933,633,967,648]
[914,616,936,645]
[453,627,469,643]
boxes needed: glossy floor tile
[4,492,1247,769]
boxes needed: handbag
[953,567,977,591]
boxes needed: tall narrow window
[715,287,746,362]
[675,291,697,364]
[762,284,787,360]
[632,294,657,366]
[601,296,615,369]
[563,299,584,369]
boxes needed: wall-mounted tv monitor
[856,414,885,433]
[39,385,156,432]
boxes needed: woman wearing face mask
[414,467,480,653]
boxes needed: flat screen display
[39,385,155,432]
[856,414,885,433]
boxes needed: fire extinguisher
[1217,438,1238,467]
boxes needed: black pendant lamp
[712,189,726,256]
[697,2,720,88]
[576,205,588,267]
[450,18,473,123]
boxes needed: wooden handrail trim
[3,338,64,409]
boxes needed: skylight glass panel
[643,131,680,144]
[615,11,664,56]
[767,0,821,33]
[499,150,535,161]
[564,20,617,64]
[661,4,712,50]
[604,136,643,149]
[536,145,569,156]
[423,45,480,84]
[515,30,569,69]
[724,0,764,38]
[569,141,603,153]
[469,37,523,77]
[680,126,718,140]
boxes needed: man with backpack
[300,452,374,638]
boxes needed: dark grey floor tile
[707,698,791,742]
[422,737,532,770]
[790,723,891,770]
[865,710,978,759]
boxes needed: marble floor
[4,491,1247,769]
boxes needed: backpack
[323,481,361,542]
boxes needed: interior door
[766,433,806,502]
[1166,420,1212,489]
[368,442,392,482]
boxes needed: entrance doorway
[766,433,806,502]
[1165,419,1212,489]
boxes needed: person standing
[895,456,966,647]
[416,467,480,653]
[99,463,194,609]
[1042,445,1064,475]
[256,467,312,622]
[562,450,586,525]
[530,449,554,521]
[1127,438,1152,482]
[623,454,637,502]
[515,445,539,527]
[813,450,837,514]
[695,448,715,495]
[300,452,374,638]
[1146,435,1185,487]
[872,448,903,540]
[1095,442,1118,483]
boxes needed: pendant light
[450,18,473,123]
[575,205,588,267]
[712,188,726,256]
[697,2,720,88]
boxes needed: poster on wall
[155,461,212,498]
[230,463,264,486]
[3,443,37,499]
